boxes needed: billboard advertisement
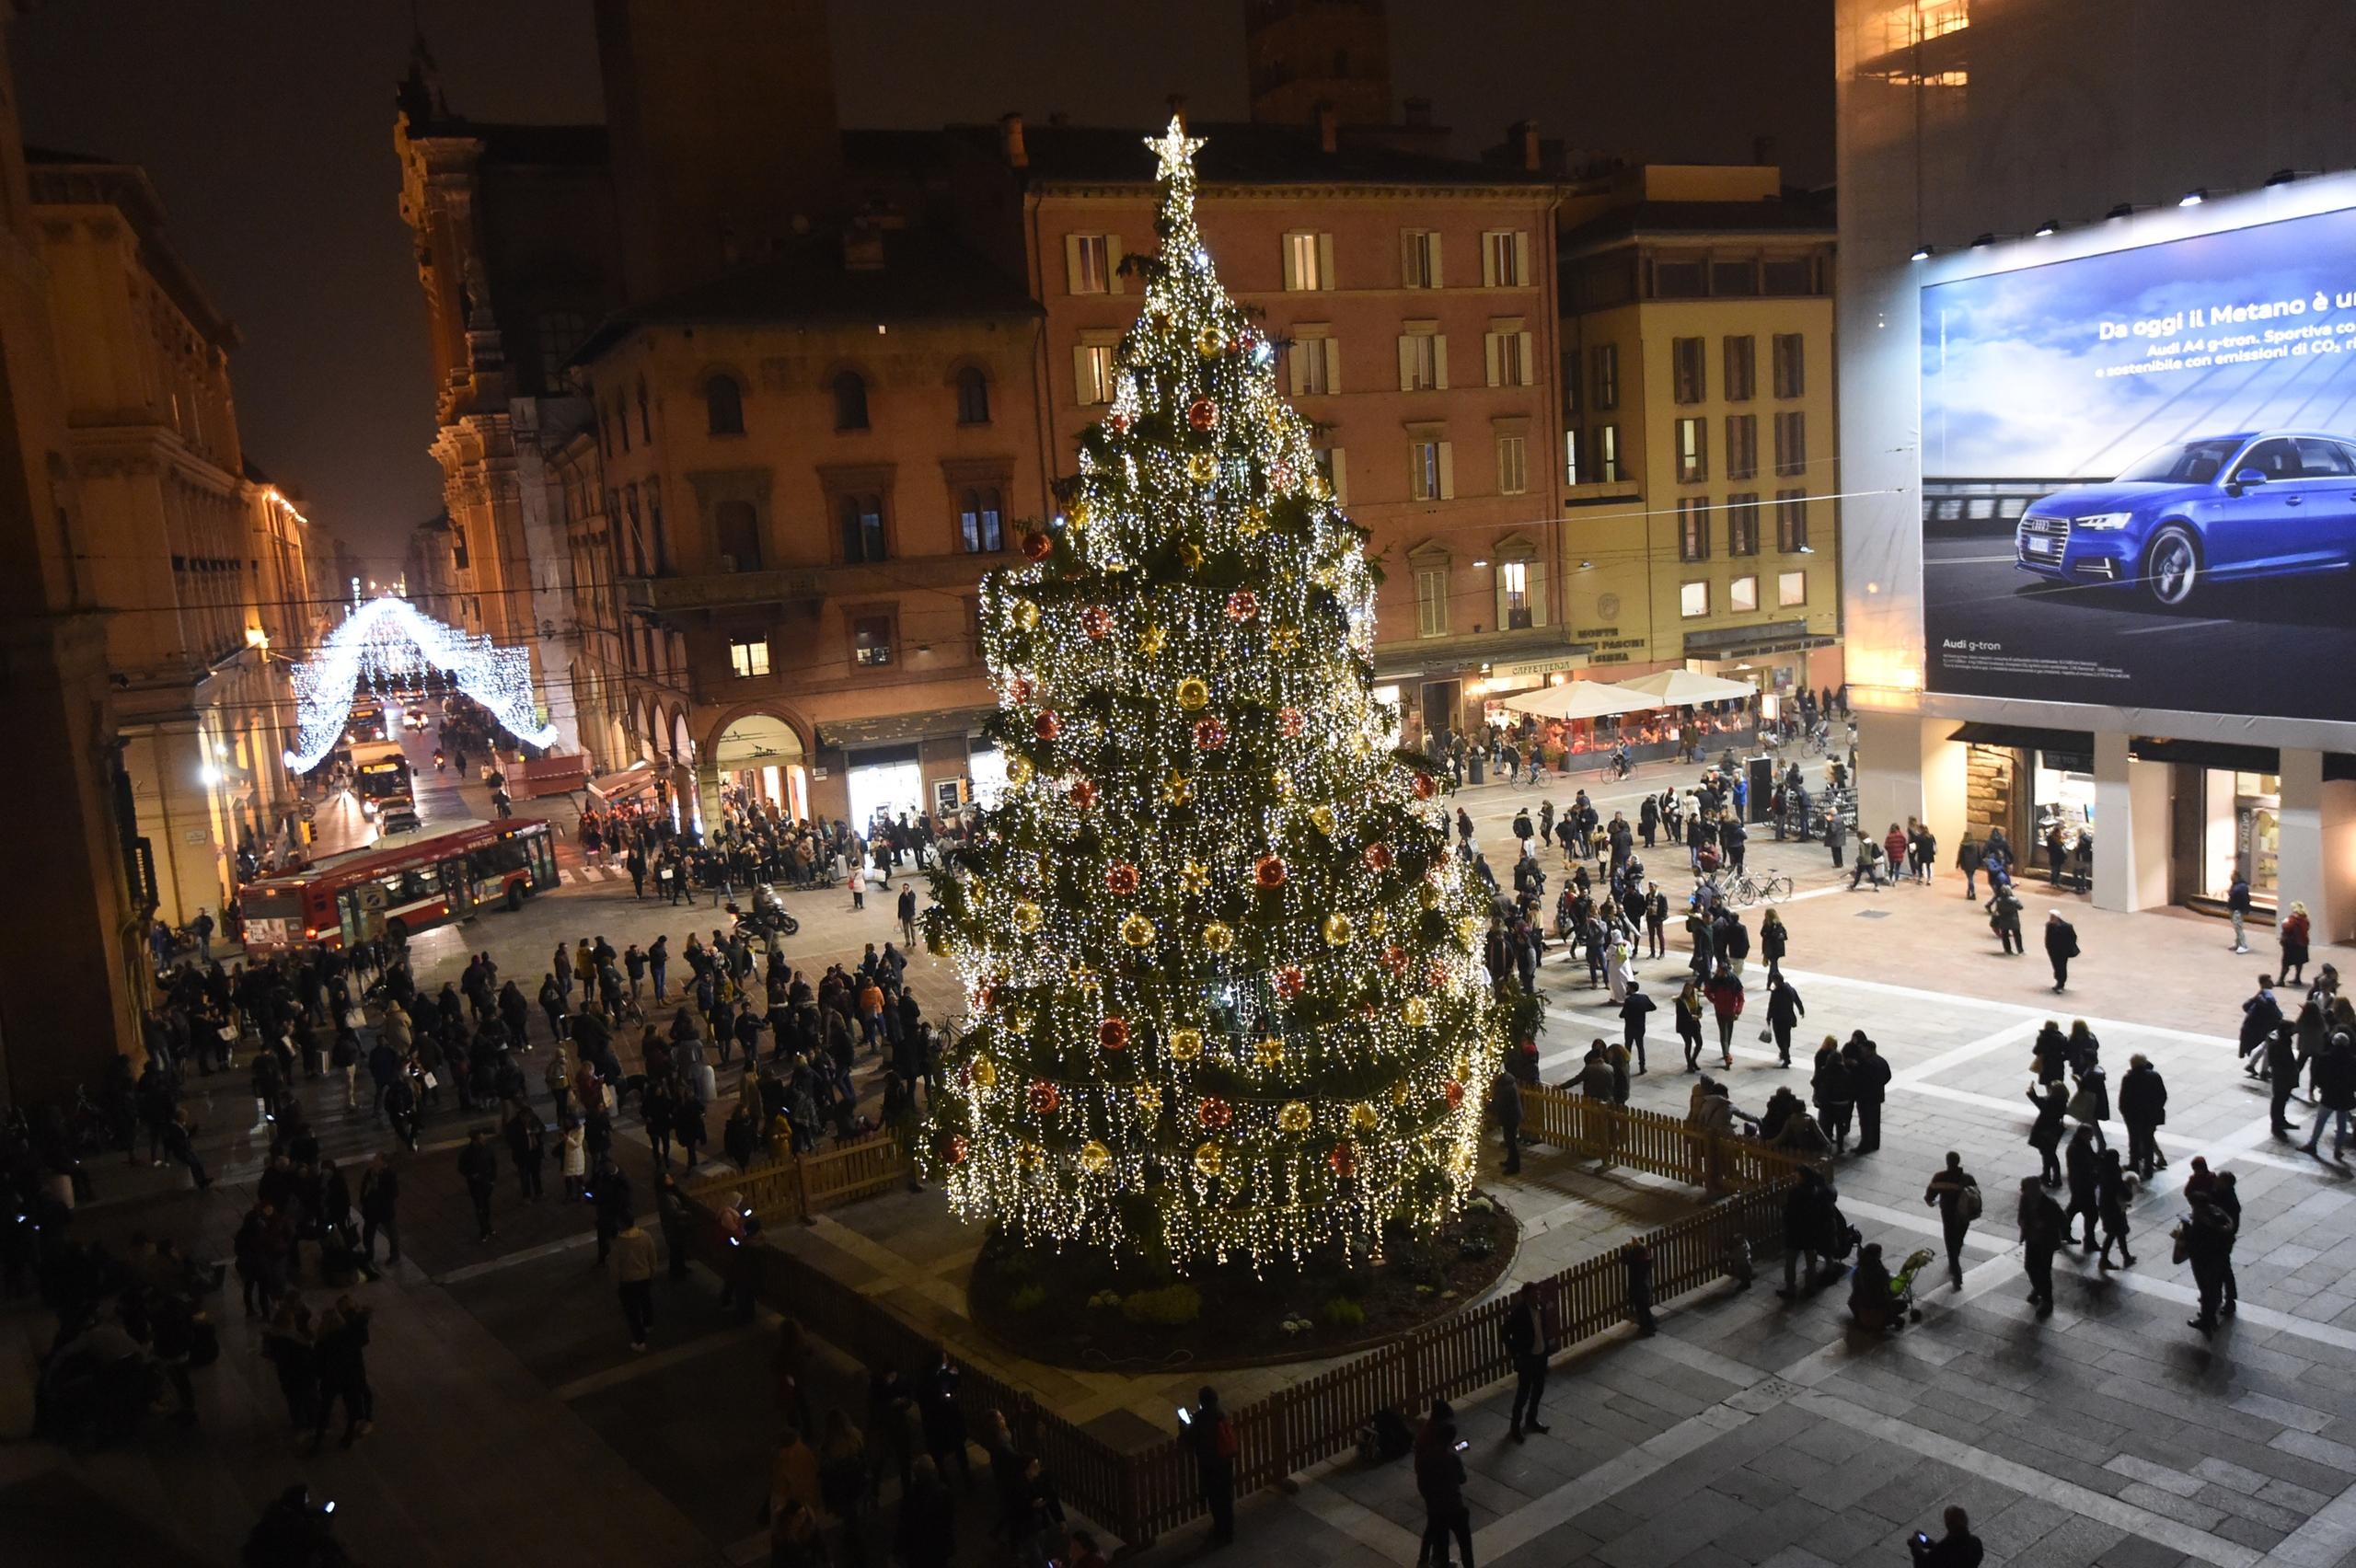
[1921,202,2356,721]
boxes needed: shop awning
[586,762,662,804]
[815,705,996,752]
[1681,622,1836,660]
[2130,736,2281,774]
[1947,722,2096,758]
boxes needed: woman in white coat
[560,1116,587,1200]
[1606,933,1638,1004]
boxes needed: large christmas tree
[923,120,1501,1270]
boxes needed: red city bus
[239,818,559,952]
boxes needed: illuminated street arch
[283,595,557,772]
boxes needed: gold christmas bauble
[1011,599,1041,630]
[1369,909,1388,937]
[1309,804,1337,836]
[1195,322,1225,356]
[1068,496,1092,530]
[1175,676,1210,711]
[1201,921,1234,953]
[1418,882,1443,910]
[1169,1028,1205,1063]
[1194,1140,1224,1177]
[970,1055,999,1090]
[1005,756,1034,788]
[1389,1078,1411,1106]
[1350,1102,1380,1132]
[1120,914,1156,949]
[1455,916,1480,948]
[1322,911,1355,948]
[1186,452,1217,484]
[1080,1139,1113,1174]
[1011,901,1044,933]
[1278,1101,1311,1134]
[1403,997,1432,1027]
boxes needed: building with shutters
[992,112,1567,751]
[1553,162,1844,709]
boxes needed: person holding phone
[1414,1402,1474,1568]
[1909,1506,1983,1567]
[1184,1385,1237,1546]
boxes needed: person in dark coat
[2045,909,2079,993]
[456,1131,498,1240]
[1502,1282,1552,1440]
[2118,1055,2167,1181]
[1848,1033,1891,1153]
[1414,1404,1472,1568]
[2017,1176,2065,1315]
[2026,1080,2068,1186]
[1185,1385,1237,1546]
[1810,1037,1855,1155]
[1491,1068,1523,1175]
[1764,975,1805,1067]
[2183,1195,2236,1334]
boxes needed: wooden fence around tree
[687,1097,1807,1548]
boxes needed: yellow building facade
[1553,164,1844,707]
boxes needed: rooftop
[940,118,1557,190]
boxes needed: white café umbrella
[1611,668,1758,708]
[1496,679,1657,721]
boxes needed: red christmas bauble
[1008,675,1034,707]
[1226,589,1259,622]
[1099,1017,1130,1052]
[1412,771,1438,801]
[942,1134,970,1165]
[1029,1080,1062,1114]
[1034,711,1061,742]
[1278,706,1306,738]
[1274,964,1306,1000]
[1328,1141,1357,1178]
[1187,398,1218,432]
[1381,943,1410,975]
[1444,1079,1466,1111]
[1425,959,1450,988]
[1270,458,1297,492]
[1197,1096,1233,1129]
[1104,862,1140,896]
[1107,411,1131,435]
[1365,841,1395,870]
[1080,605,1114,640]
[1193,716,1229,752]
[1021,531,1054,561]
[1070,778,1100,810]
[976,982,1001,1010]
[1254,854,1288,890]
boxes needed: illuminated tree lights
[283,595,555,772]
[921,120,1502,1270]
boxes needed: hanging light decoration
[283,595,556,772]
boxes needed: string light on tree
[920,117,1501,1271]
[283,594,556,772]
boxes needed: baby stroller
[1849,1244,1933,1333]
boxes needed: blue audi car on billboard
[2015,431,2356,605]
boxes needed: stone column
[2278,749,2356,948]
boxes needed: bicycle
[1727,868,1796,906]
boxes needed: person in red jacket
[1884,823,1910,882]
[1703,963,1747,1068]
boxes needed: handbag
[421,1070,439,1090]
[2169,1222,2191,1266]
[216,1024,238,1043]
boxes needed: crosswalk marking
[557,864,628,885]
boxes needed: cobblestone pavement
[6,752,2356,1566]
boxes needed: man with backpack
[1184,1385,1237,1547]
[1924,1150,1980,1289]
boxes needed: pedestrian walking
[2026,1079,2067,1185]
[1414,1403,1472,1568]
[2118,1055,2167,1180]
[1491,1068,1522,1175]
[1763,973,1804,1067]
[458,1129,498,1241]
[2044,908,2078,993]
[1849,1033,1890,1152]
[2301,1030,2354,1159]
[2280,902,2312,986]
[2095,1148,2135,1270]
[610,1215,657,1350]
[1923,1151,1979,1289]
[2017,1176,2064,1315]
[2181,1194,2235,1334]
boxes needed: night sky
[15,0,1831,564]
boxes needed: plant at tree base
[921,118,1501,1270]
